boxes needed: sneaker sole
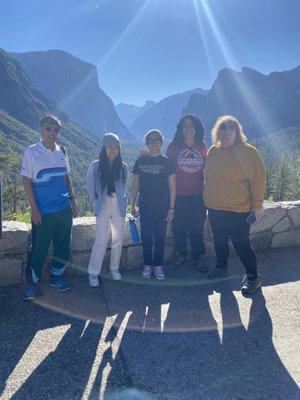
[22,295,35,301]
[89,283,100,287]
[50,283,71,292]
[199,267,209,273]
[142,275,151,279]
[154,275,166,280]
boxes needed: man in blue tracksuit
[21,115,78,300]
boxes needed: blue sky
[1,0,299,105]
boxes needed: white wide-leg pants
[88,194,125,275]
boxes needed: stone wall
[1,201,300,286]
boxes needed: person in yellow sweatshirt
[204,115,266,294]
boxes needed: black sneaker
[170,251,187,269]
[241,276,261,294]
[208,265,229,279]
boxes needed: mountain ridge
[11,49,135,141]
[183,65,300,141]
[129,88,207,139]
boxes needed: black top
[107,171,116,196]
[132,155,176,209]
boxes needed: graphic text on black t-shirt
[132,155,176,209]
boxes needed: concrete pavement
[0,247,299,400]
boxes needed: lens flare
[192,0,276,136]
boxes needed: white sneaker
[142,265,152,279]
[153,266,166,280]
[110,270,122,280]
[88,274,99,287]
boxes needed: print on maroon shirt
[167,142,207,196]
[178,147,204,173]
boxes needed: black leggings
[208,209,258,279]
[173,194,206,258]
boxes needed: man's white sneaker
[153,266,165,280]
[142,265,152,279]
[110,270,122,280]
[88,274,99,287]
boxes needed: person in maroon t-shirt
[166,114,208,271]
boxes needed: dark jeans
[26,207,73,283]
[139,205,168,267]
[208,209,258,279]
[173,194,206,259]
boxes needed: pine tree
[271,155,295,201]
[0,151,23,215]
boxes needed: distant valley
[0,47,299,216]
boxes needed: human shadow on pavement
[100,265,299,400]
[0,281,131,400]
[1,248,299,400]
[100,274,220,399]
[0,287,66,398]
[212,282,299,400]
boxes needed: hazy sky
[1,0,299,105]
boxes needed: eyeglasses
[219,123,236,132]
[147,138,162,144]
[45,125,60,133]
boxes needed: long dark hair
[98,146,124,193]
[172,114,205,148]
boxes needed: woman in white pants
[86,133,128,286]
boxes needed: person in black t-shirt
[131,130,176,280]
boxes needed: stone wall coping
[1,201,300,285]
[264,200,300,209]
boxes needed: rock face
[0,48,63,128]
[0,49,103,202]
[183,66,300,141]
[11,50,135,141]
[130,88,206,139]
[0,48,99,153]
[1,201,299,286]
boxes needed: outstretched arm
[131,174,140,217]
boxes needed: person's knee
[111,238,123,247]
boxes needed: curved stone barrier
[1,201,299,285]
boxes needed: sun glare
[192,0,275,135]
